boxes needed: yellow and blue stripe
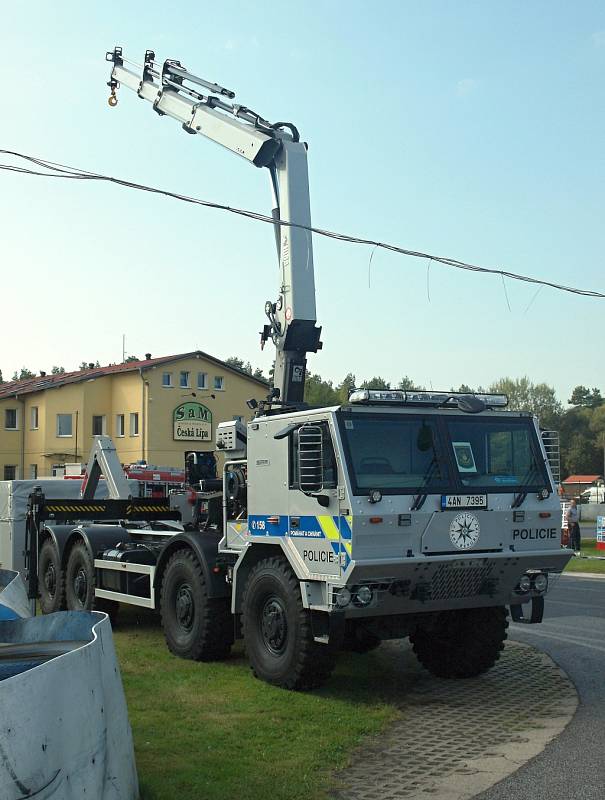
[249,514,353,567]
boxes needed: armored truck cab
[220,389,570,686]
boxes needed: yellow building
[0,351,267,479]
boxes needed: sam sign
[173,402,212,442]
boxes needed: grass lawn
[113,609,401,800]
[563,538,605,575]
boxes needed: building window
[4,408,18,430]
[92,415,106,436]
[29,464,38,479]
[130,413,139,436]
[3,465,17,480]
[116,414,125,437]
[180,371,190,388]
[214,376,224,391]
[56,413,73,437]
[162,372,173,387]
[197,372,207,390]
[30,406,39,430]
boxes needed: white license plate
[442,494,487,510]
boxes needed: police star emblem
[449,512,481,550]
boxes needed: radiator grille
[427,563,496,600]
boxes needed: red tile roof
[0,351,267,399]
[562,475,602,484]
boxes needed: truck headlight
[533,573,548,593]
[517,575,531,593]
[335,587,351,608]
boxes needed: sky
[1,0,603,403]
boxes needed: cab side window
[289,421,337,491]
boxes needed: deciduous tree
[489,376,562,429]
[12,367,35,380]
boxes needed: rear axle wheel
[160,549,233,661]
[38,539,65,614]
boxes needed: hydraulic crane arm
[81,435,132,500]
[106,47,322,404]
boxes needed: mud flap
[311,609,345,645]
[510,596,544,624]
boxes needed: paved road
[477,574,605,800]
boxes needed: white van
[580,485,605,503]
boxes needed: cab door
[286,421,343,578]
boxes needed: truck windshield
[445,417,548,492]
[338,413,448,494]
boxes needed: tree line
[300,373,603,479]
[0,361,106,382]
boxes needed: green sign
[173,402,212,442]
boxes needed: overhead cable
[0,148,603,300]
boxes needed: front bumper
[329,548,571,617]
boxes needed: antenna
[122,334,126,363]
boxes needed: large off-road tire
[64,541,119,625]
[160,549,233,661]
[242,556,337,690]
[410,606,508,679]
[38,538,65,614]
[65,541,96,612]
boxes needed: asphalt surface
[477,573,605,800]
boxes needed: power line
[1,148,603,300]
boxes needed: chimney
[40,371,46,377]
[88,362,95,369]
[145,352,152,360]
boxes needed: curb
[561,571,605,580]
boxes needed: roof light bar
[348,389,508,408]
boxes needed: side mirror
[297,424,324,494]
[316,494,330,508]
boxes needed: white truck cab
[213,389,570,687]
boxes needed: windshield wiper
[511,464,538,509]
[411,457,439,511]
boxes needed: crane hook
[108,89,118,107]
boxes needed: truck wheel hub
[175,585,194,630]
[74,568,87,603]
[44,563,56,596]
[261,597,287,654]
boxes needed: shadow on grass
[114,603,424,708]
[318,642,422,707]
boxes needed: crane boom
[106,47,322,404]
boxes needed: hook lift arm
[106,46,322,405]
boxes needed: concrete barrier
[0,569,31,620]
